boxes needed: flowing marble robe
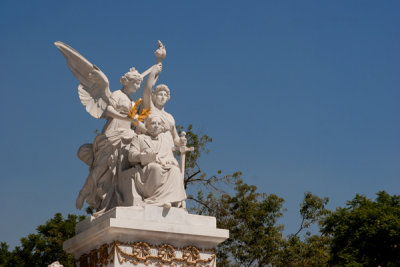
[78,90,135,212]
[129,130,186,205]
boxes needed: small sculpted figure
[55,41,166,215]
[129,115,186,208]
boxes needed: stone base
[63,206,229,266]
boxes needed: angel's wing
[55,41,112,119]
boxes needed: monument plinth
[64,206,228,266]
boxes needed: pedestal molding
[76,241,216,267]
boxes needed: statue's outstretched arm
[142,65,162,109]
[143,41,166,109]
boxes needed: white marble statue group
[55,41,191,216]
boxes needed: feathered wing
[55,41,111,119]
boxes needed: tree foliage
[295,192,330,236]
[0,242,12,266]
[191,177,284,266]
[276,234,330,267]
[176,125,238,207]
[190,177,330,267]
[273,192,331,267]
[322,191,400,267]
[0,213,85,267]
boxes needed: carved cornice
[76,241,216,267]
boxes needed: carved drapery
[75,241,216,267]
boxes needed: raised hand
[152,63,162,76]
[154,40,166,61]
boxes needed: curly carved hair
[120,67,142,85]
[152,84,171,101]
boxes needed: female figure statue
[142,72,182,147]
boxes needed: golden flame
[128,98,151,126]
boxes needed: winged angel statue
[55,41,167,216]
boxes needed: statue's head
[152,84,170,108]
[145,115,165,137]
[120,67,143,93]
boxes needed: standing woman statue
[55,41,165,215]
[142,68,184,147]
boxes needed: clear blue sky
[0,1,399,248]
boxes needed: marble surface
[64,206,229,259]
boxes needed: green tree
[191,179,331,267]
[0,242,12,266]
[0,213,85,267]
[276,234,330,267]
[275,192,330,267]
[294,192,330,236]
[322,191,400,267]
[192,177,285,267]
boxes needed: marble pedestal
[63,206,229,266]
